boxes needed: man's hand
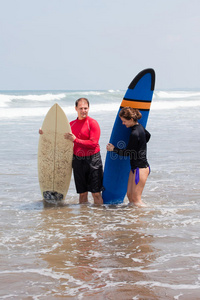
[64,132,76,142]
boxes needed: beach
[0,90,200,299]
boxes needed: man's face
[75,100,89,120]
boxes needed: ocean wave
[69,91,105,96]
[0,93,66,107]
[155,90,200,99]
[1,99,200,119]
[0,103,120,119]
[0,94,14,107]
[66,90,121,95]
[108,89,121,93]
[1,89,200,118]
[0,106,75,119]
[152,100,200,110]
[0,90,122,108]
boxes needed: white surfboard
[38,103,73,200]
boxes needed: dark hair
[119,107,142,122]
[75,98,90,107]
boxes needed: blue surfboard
[102,68,155,204]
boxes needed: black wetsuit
[113,123,150,169]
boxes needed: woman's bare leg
[127,167,149,206]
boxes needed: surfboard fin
[43,191,63,201]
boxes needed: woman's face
[120,117,134,128]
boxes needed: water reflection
[37,204,158,299]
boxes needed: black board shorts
[72,152,103,194]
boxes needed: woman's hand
[106,143,114,151]
[64,132,76,142]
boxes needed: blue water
[0,90,200,299]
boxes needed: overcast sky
[0,0,200,90]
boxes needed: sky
[0,0,200,90]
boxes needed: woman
[106,107,151,207]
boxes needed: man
[64,98,103,205]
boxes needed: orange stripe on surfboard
[121,99,151,110]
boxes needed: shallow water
[0,90,200,299]
[1,200,200,299]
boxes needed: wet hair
[119,107,142,122]
[75,98,90,107]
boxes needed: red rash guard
[70,116,101,157]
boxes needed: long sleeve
[74,119,100,149]
[145,129,151,143]
[113,133,136,157]
[112,124,150,169]
[70,116,101,156]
